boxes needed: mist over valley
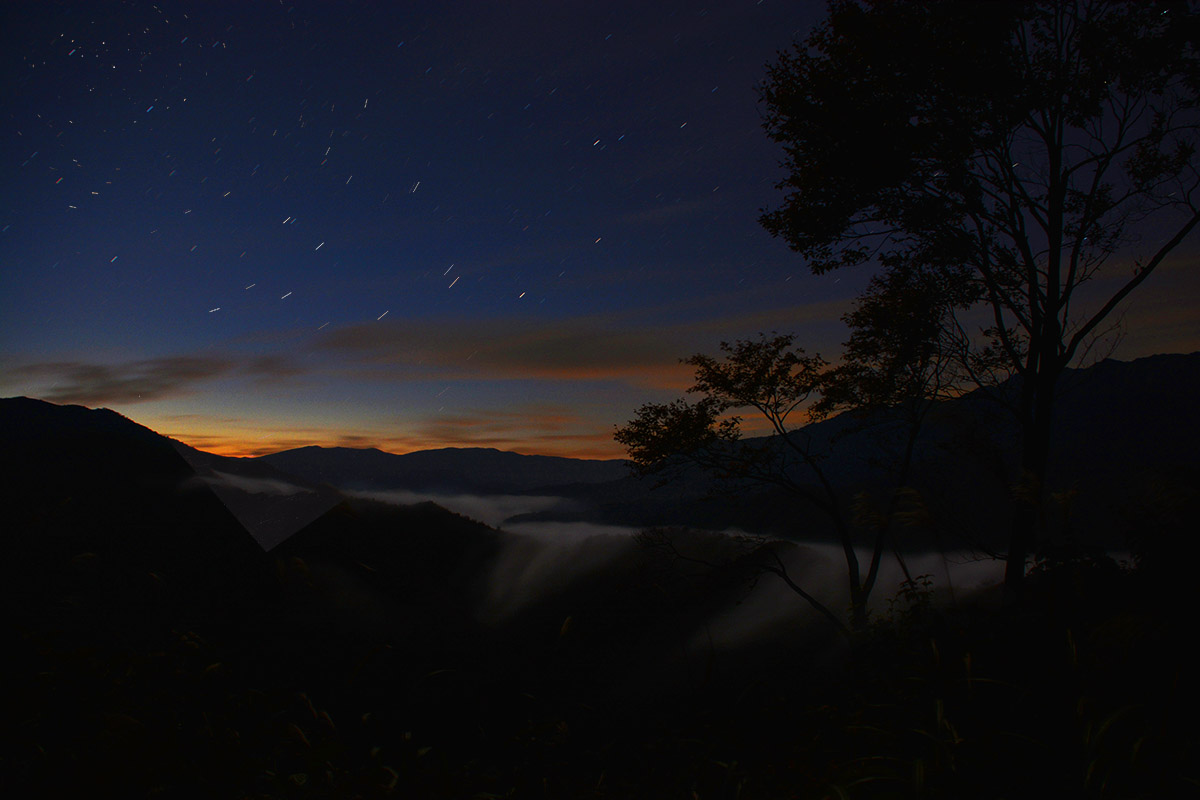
[6,351,1199,796]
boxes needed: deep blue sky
[3,1,1197,457]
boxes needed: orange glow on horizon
[167,427,629,461]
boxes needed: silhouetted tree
[759,0,1200,594]
[616,324,947,631]
[815,258,973,560]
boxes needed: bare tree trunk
[1004,363,1059,600]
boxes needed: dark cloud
[316,315,690,385]
[10,353,308,406]
[11,356,235,405]
[416,407,582,436]
[246,354,309,381]
[412,409,618,456]
[313,304,849,389]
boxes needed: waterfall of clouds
[695,543,1007,649]
[349,487,1010,651]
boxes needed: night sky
[3,1,1198,459]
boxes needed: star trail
[2,1,1196,457]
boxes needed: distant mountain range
[162,441,629,548]
[257,444,628,495]
[4,351,1198,555]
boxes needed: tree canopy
[615,331,942,631]
[759,0,1200,591]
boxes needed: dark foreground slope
[2,397,268,635]
[5,395,1198,798]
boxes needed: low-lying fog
[346,488,574,530]
[354,488,1009,641]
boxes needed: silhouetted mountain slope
[1,396,267,640]
[241,497,505,688]
[1051,352,1200,476]
[258,444,628,494]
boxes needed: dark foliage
[759,0,1200,592]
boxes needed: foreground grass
[12,545,1197,799]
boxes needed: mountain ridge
[257,441,629,494]
[5,351,1198,549]
[504,352,1200,548]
